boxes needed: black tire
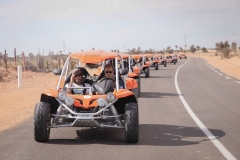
[164,61,167,67]
[174,60,176,65]
[125,102,139,143]
[154,63,158,70]
[34,102,51,142]
[53,68,62,75]
[145,67,150,78]
[135,78,141,97]
[180,57,182,60]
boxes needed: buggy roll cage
[56,51,128,93]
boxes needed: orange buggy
[145,54,159,70]
[121,53,141,96]
[132,54,151,78]
[166,53,178,65]
[34,50,139,143]
[155,54,167,67]
[179,52,187,59]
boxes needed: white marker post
[18,65,22,88]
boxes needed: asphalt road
[0,57,239,160]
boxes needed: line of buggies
[34,50,179,144]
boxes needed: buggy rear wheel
[34,102,51,142]
[154,63,158,70]
[135,78,141,97]
[164,61,167,67]
[145,68,150,78]
[125,102,139,143]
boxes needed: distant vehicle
[155,54,167,67]
[166,53,178,65]
[132,54,151,78]
[179,53,187,59]
[145,54,159,70]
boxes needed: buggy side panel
[126,78,138,90]
[115,95,137,114]
[40,93,59,114]
[128,72,138,78]
[133,66,140,74]
[114,89,135,98]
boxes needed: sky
[0,0,240,57]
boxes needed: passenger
[65,68,91,95]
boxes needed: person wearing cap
[65,68,91,94]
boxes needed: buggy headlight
[58,91,66,101]
[97,98,107,107]
[65,96,74,106]
[106,92,115,102]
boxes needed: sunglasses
[74,74,82,77]
[105,71,113,74]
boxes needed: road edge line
[175,58,236,160]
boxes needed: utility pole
[63,41,66,55]
[183,34,188,52]
[123,45,126,53]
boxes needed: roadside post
[18,65,22,88]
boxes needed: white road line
[175,58,236,160]
[225,77,231,79]
[219,73,222,76]
[236,81,240,84]
[215,71,218,73]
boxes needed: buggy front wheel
[34,102,51,142]
[125,102,139,143]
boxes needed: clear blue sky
[1,0,240,57]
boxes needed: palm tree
[29,53,34,61]
[179,47,183,52]
[190,45,196,53]
[196,46,200,52]
[175,45,178,53]
[166,46,171,53]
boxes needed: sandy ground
[0,51,239,132]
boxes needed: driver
[99,64,124,89]
[65,68,91,94]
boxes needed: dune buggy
[145,54,159,70]
[179,53,187,59]
[155,54,167,67]
[34,50,139,143]
[120,53,141,97]
[166,53,178,65]
[131,54,151,78]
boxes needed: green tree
[190,45,196,53]
[216,41,232,58]
[232,42,237,53]
[29,53,34,61]
[202,47,208,53]
[196,46,200,52]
